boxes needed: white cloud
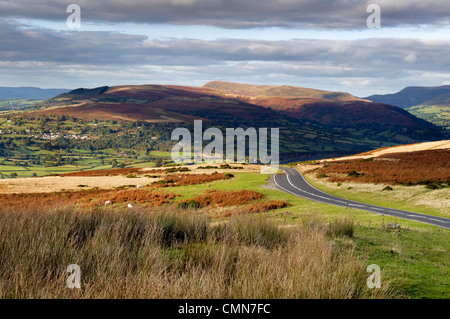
[404,52,417,63]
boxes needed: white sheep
[105,200,111,206]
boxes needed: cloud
[1,20,450,95]
[1,0,450,29]
[404,52,417,63]
[2,21,449,75]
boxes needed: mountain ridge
[0,87,70,100]
[364,85,450,129]
[364,85,450,108]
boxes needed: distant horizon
[3,81,450,99]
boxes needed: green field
[0,99,42,111]
[407,104,450,130]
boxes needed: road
[273,167,450,229]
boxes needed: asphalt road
[273,167,450,229]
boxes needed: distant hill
[0,87,70,100]
[364,85,450,108]
[364,85,450,129]
[204,81,438,128]
[203,81,364,101]
[23,82,446,160]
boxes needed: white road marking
[273,168,450,230]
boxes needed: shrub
[404,182,414,186]
[327,218,354,238]
[152,173,232,187]
[300,214,325,229]
[358,158,374,162]
[212,215,288,249]
[348,170,364,178]
[181,190,264,208]
[166,167,190,173]
[152,211,209,247]
[177,200,201,210]
[240,201,290,214]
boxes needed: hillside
[43,83,446,138]
[203,81,445,140]
[406,104,450,130]
[364,85,450,108]
[319,140,450,162]
[203,81,364,101]
[25,84,379,160]
[364,85,450,129]
[0,82,446,170]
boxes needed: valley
[0,82,447,180]
[0,82,448,300]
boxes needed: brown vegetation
[179,190,290,217]
[312,149,450,185]
[182,190,264,207]
[60,167,166,177]
[0,189,177,211]
[0,208,390,299]
[239,201,291,215]
[152,173,233,187]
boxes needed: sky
[1,0,450,97]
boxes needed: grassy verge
[301,168,449,218]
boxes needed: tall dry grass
[0,207,391,299]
